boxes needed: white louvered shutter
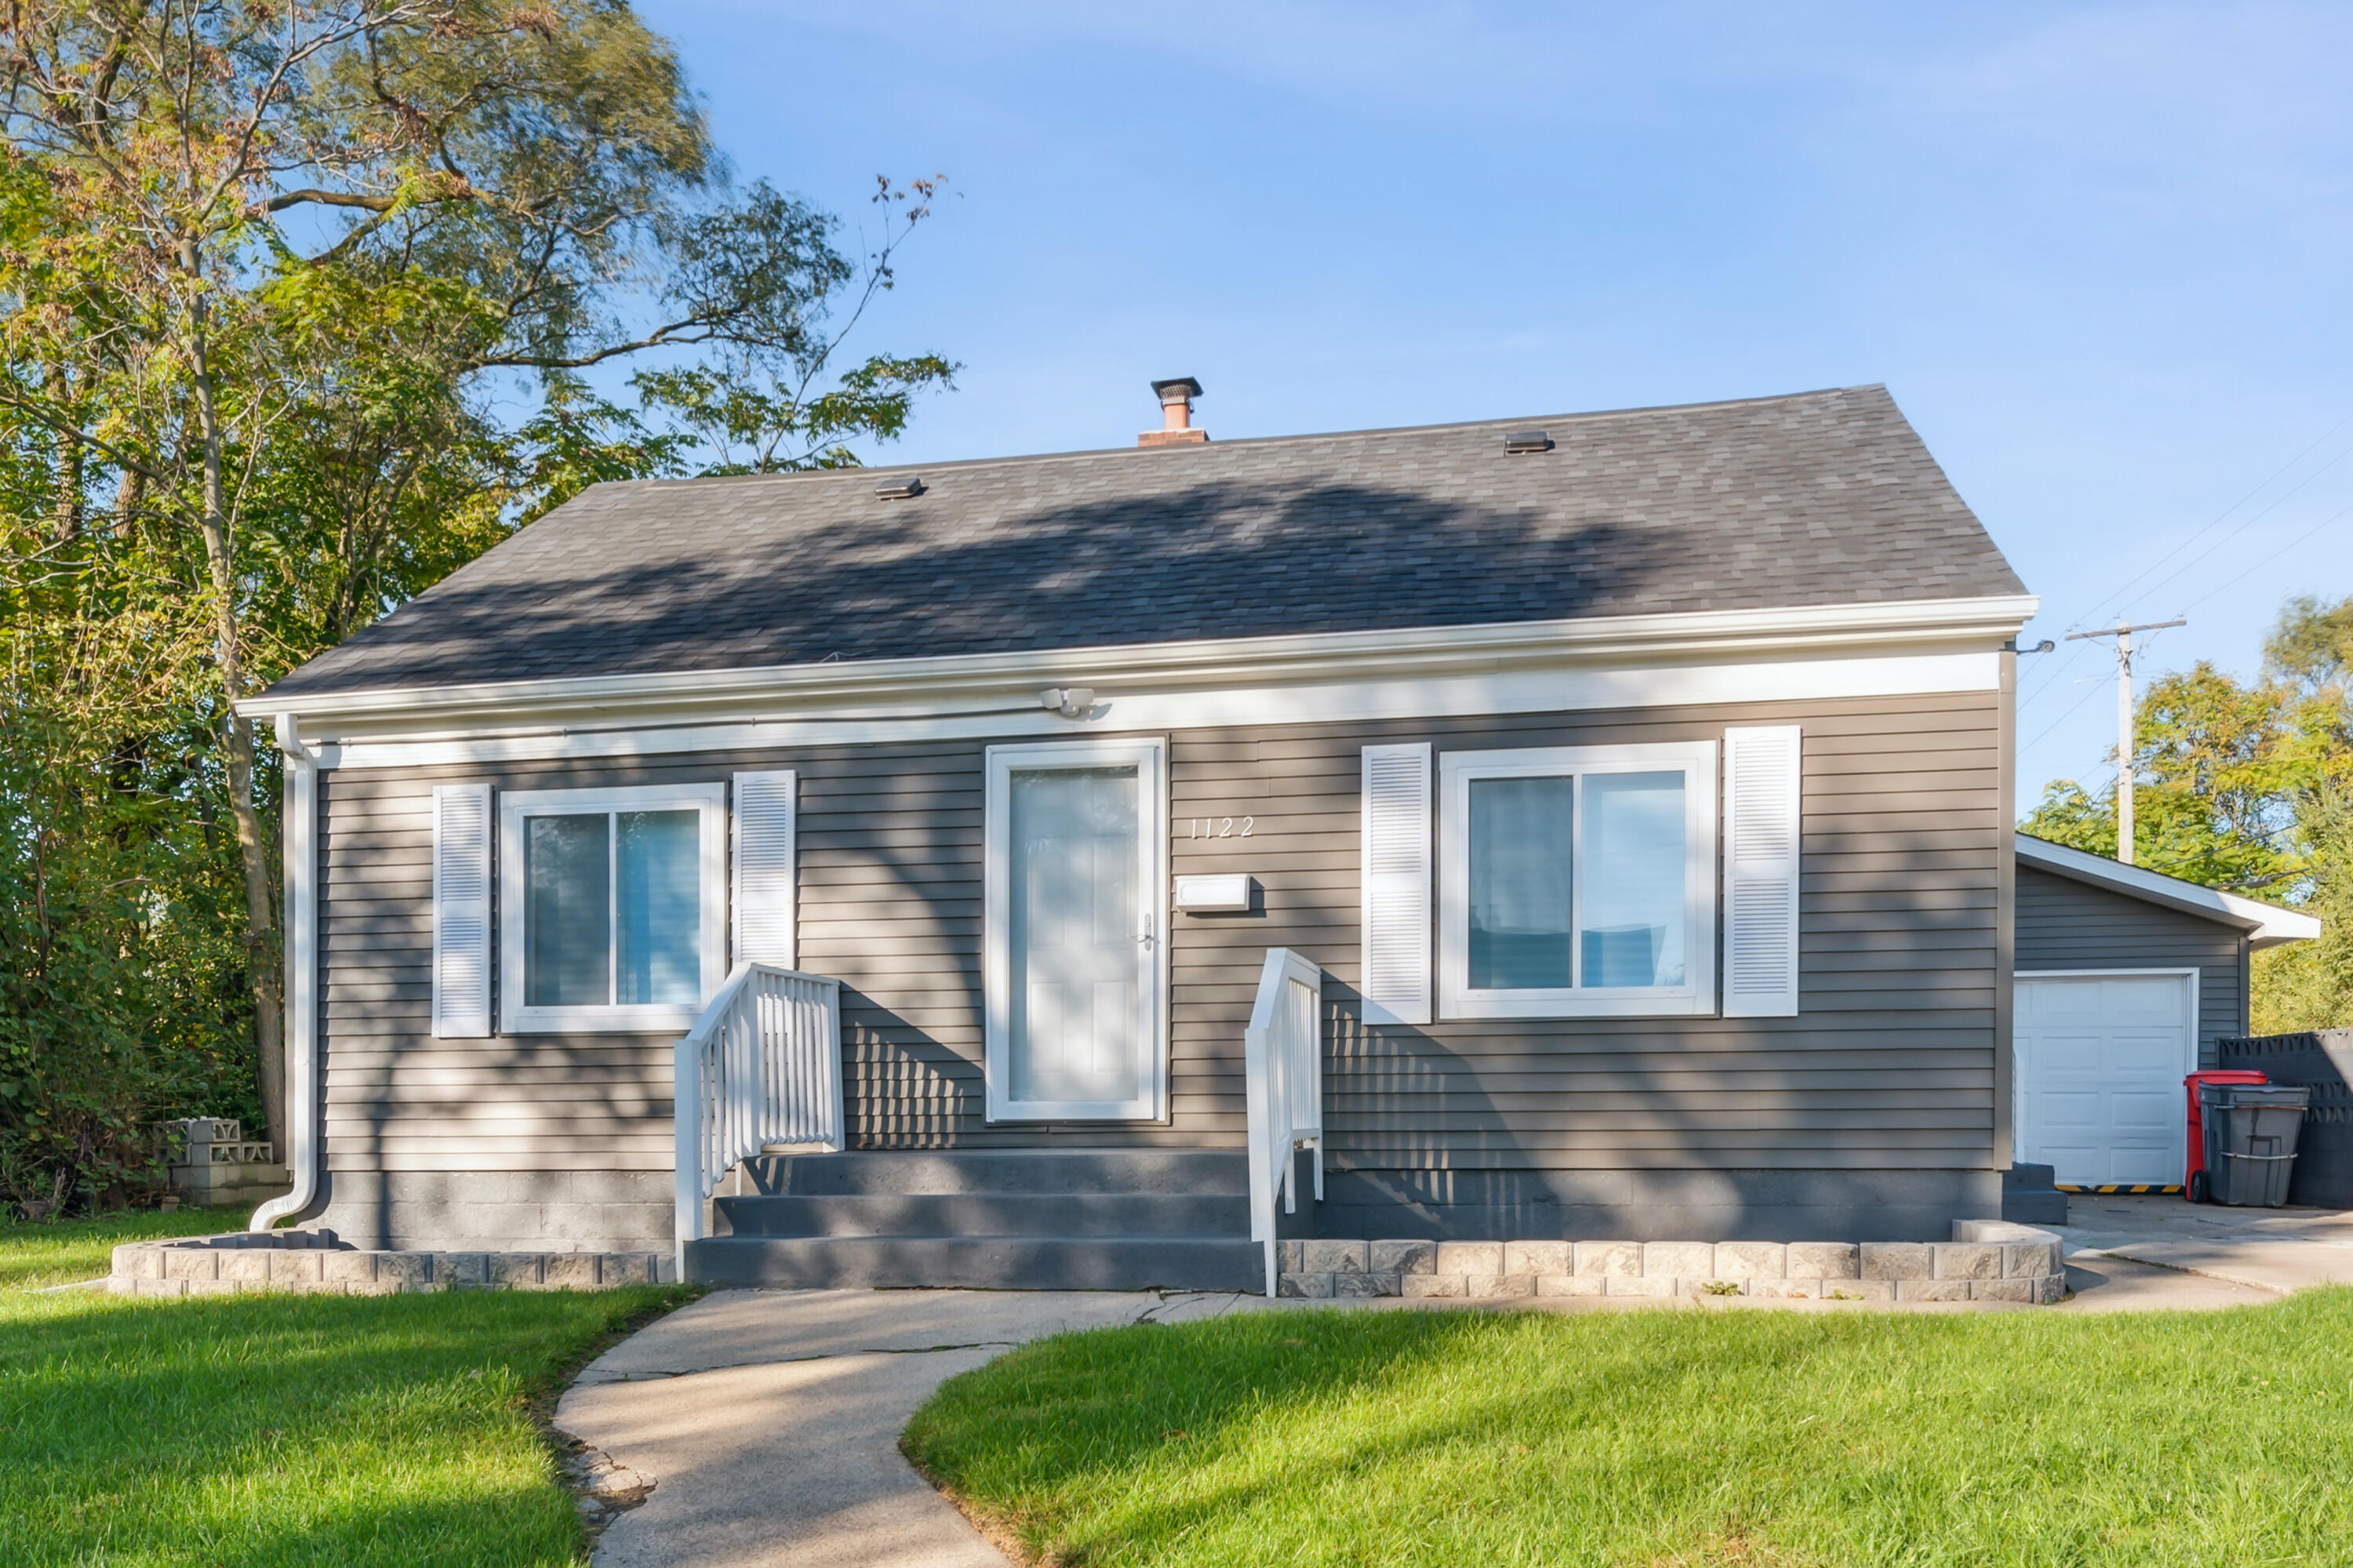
[431,783,493,1039]
[1360,743,1433,1026]
[733,770,798,968]
[1722,726,1802,1018]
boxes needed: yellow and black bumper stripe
[2054,1183,2183,1195]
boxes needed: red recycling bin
[2185,1070,2268,1202]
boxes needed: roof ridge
[589,383,1887,497]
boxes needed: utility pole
[2064,618,2186,864]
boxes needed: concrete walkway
[551,1242,2312,1568]
[2055,1192,2353,1297]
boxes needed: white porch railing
[674,962,845,1275]
[1245,948,1325,1297]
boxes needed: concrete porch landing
[2055,1192,2353,1296]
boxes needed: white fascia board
[2014,834,2322,948]
[325,647,2004,771]
[243,593,2038,744]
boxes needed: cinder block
[1933,1244,2002,1280]
[1536,1274,1603,1297]
[1466,1273,1534,1299]
[598,1253,653,1286]
[163,1249,219,1282]
[1300,1239,1370,1274]
[376,1252,431,1286]
[322,1251,378,1285]
[218,1250,274,1284]
[2004,1240,2062,1279]
[1278,1271,1334,1298]
[1643,1242,1715,1280]
[1504,1241,1571,1277]
[1576,1241,1642,1278]
[1435,1242,1504,1276]
[1277,1241,1307,1274]
[114,1244,162,1282]
[1897,1279,1972,1303]
[543,1253,598,1290]
[1401,1273,1465,1298]
[1787,1242,1859,1280]
[539,1204,614,1245]
[267,1251,324,1285]
[1369,1239,1436,1275]
[1334,1271,1400,1298]
[1605,1275,1676,1297]
[489,1254,546,1290]
[1716,1242,1787,1279]
[1972,1278,2033,1303]
[435,1253,492,1287]
[1860,1243,1935,1281]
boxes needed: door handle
[1136,911,1155,949]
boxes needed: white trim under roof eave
[2015,834,2322,949]
[238,592,2039,737]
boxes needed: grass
[0,1215,694,1566]
[0,1208,254,1290]
[904,1292,2353,1567]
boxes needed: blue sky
[639,1,2353,809]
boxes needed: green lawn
[904,1292,2353,1567]
[0,1214,693,1566]
[0,1208,253,1290]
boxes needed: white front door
[2015,971,2196,1187]
[985,740,1166,1121]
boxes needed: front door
[984,740,1166,1121]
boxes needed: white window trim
[1438,740,1718,1020]
[497,782,728,1034]
[983,738,1169,1122]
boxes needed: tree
[0,0,951,1176]
[2024,594,2353,1028]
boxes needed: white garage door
[2015,972,2195,1187]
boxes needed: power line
[2179,496,2353,615]
[2081,408,2353,625]
[2023,673,2111,753]
[2110,440,2353,621]
[2063,619,2187,865]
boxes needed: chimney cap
[1151,377,1203,403]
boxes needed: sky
[637,0,2353,810]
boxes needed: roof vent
[1140,377,1208,447]
[872,475,925,500]
[1503,429,1553,454]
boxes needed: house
[238,380,2298,1290]
[2013,834,2318,1190]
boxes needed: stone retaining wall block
[1435,1242,1504,1276]
[1576,1241,1642,1277]
[1300,1240,1369,1274]
[1644,1241,1715,1279]
[1933,1244,2003,1280]
[1370,1240,1436,1275]
[1504,1241,1570,1276]
[1860,1243,1935,1280]
[1717,1241,1787,1279]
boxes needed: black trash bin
[2198,1082,2311,1207]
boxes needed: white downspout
[252,714,321,1232]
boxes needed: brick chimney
[1139,377,1207,446]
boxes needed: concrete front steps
[685,1149,1264,1291]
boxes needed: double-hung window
[497,784,727,1032]
[1437,742,1716,1018]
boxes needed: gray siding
[311,689,2002,1242]
[2015,864,2249,1065]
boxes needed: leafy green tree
[2024,595,2353,1028]
[0,0,952,1197]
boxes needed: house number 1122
[1186,817,1254,839]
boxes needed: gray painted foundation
[1316,1167,2003,1243]
[315,1169,672,1253]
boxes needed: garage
[2012,835,2319,1193]
[2014,971,2194,1187]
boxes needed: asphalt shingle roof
[262,384,2025,699]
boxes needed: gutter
[251,715,322,1232]
[231,593,2041,740]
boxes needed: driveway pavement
[2054,1191,2353,1297]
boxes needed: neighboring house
[238,380,2298,1290]
[2013,834,2318,1190]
